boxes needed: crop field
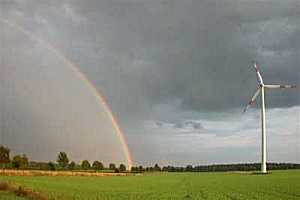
[0,192,26,200]
[0,170,300,200]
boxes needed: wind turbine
[243,62,296,173]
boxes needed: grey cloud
[132,106,300,165]
[3,0,299,116]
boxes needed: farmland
[0,191,27,200]
[1,170,300,200]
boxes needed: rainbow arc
[0,18,133,169]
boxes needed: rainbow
[0,18,133,169]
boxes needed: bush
[12,154,29,169]
[48,162,56,171]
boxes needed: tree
[119,164,126,172]
[48,162,56,171]
[114,168,120,173]
[131,166,137,172]
[186,165,194,172]
[68,161,76,170]
[109,163,116,170]
[131,166,144,173]
[56,152,69,169]
[154,164,161,171]
[12,154,28,169]
[92,161,104,171]
[0,146,10,169]
[81,160,91,170]
[139,166,144,172]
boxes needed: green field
[1,170,300,200]
[0,191,27,200]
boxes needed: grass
[0,181,48,200]
[0,169,126,177]
[0,191,28,200]
[0,170,300,200]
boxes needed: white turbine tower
[244,62,296,173]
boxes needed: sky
[0,0,299,166]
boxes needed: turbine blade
[265,84,297,89]
[243,88,261,113]
[253,62,264,85]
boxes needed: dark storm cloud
[58,0,300,113]
[2,0,299,118]
[73,0,300,111]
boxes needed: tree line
[131,163,300,173]
[0,146,126,172]
[1,145,300,173]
